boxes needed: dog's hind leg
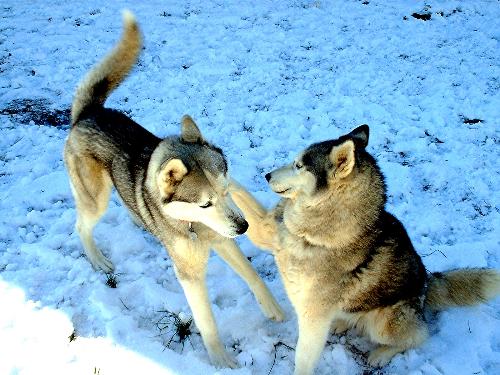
[330,318,351,335]
[65,151,114,272]
[213,238,285,321]
[360,301,429,367]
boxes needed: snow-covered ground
[1,0,499,374]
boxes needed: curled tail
[426,268,500,310]
[71,10,142,125]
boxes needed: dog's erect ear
[157,158,188,198]
[349,124,369,148]
[181,115,204,143]
[329,140,355,179]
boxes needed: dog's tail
[71,10,142,125]
[425,268,500,310]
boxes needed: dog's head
[266,125,376,199]
[153,116,248,238]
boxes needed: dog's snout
[265,172,271,182]
[236,220,249,235]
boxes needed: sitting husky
[230,125,500,374]
[64,11,284,368]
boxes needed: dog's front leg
[170,245,238,369]
[213,238,285,321]
[178,277,238,368]
[293,310,333,375]
[229,178,279,251]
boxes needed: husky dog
[64,11,284,368]
[230,125,500,374]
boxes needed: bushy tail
[426,268,500,310]
[71,10,142,125]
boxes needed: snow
[0,0,499,374]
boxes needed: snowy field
[1,0,499,374]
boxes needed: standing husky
[230,125,500,374]
[64,11,284,368]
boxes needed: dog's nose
[265,173,271,182]
[236,220,249,235]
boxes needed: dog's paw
[208,348,239,369]
[331,319,350,335]
[367,345,400,367]
[89,254,115,273]
[261,298,286,322]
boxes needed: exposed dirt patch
[0,98,70,127]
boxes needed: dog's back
[70,109,160,168]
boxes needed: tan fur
[427,268,500,310]
[157,158,189,200]
[71,10,141,124]
[329,140,355,178]
[181,114,204,143]
[230,172,406,374]
[64,12,285,369]
[229,179,279,250]
[64,145,114,271]
[230,125,500,374]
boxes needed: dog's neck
[187,221,198,240]
[167,218,213,241]
[283,172,385,250]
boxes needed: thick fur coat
[230,125,500,375]
[64,12,284,368]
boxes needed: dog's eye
[295,162,304,170]
[199,202,212,208]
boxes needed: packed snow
[1,0,499,374]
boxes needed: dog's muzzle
[234,218,249,235]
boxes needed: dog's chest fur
[167,237,212,279]
[271,198,427,313]
[272,202,358,308]
[274,227,366,310]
